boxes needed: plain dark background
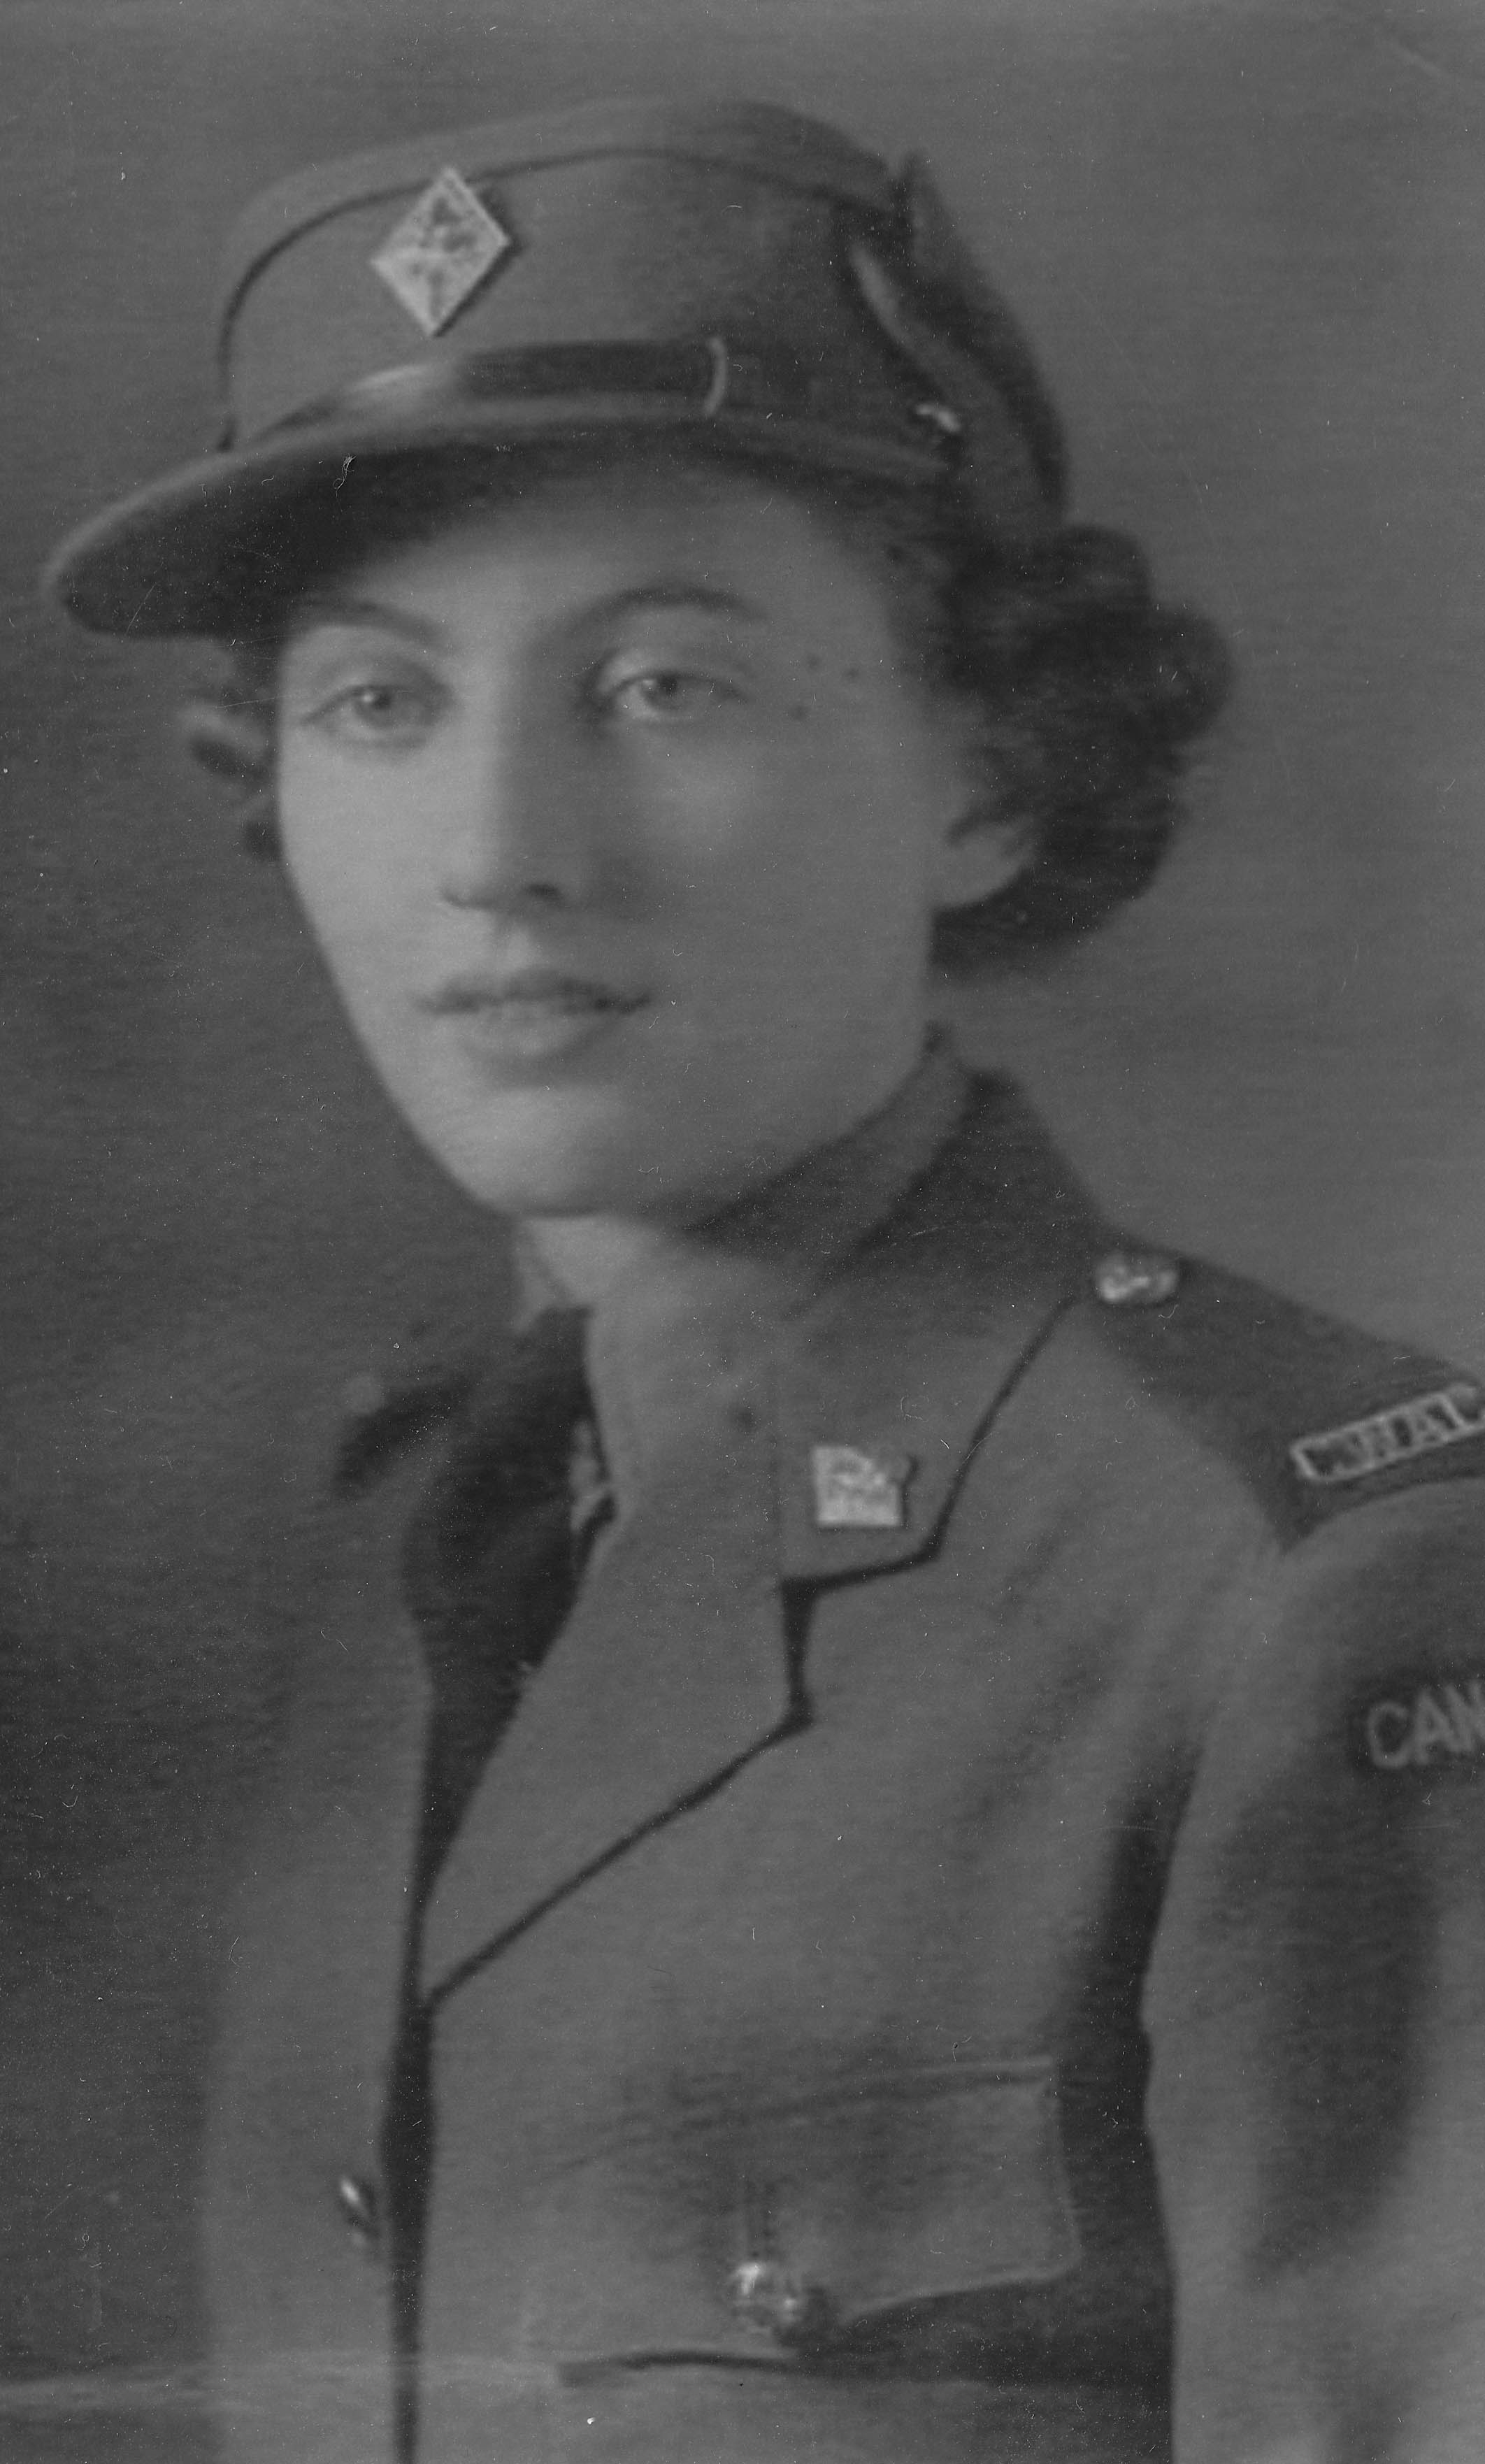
[4,0,1485,2388]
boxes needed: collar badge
[810,1444,912,1531]
[371,166,515,337]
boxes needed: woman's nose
[438,712,601,912]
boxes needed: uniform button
[1093,1248,1182,1308]
[729,2257,825,2344]
[335,2171,381,2254]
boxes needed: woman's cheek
[636,754,781,875]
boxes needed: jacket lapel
[417,1393,793,1996]
[418,1078,1106,1998]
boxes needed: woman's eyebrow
[287,595,450,647]
[584,582,768,626]
[285,578,768,650]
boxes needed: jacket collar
[771,1071,1106,1580]
[415,1064,1108,1999]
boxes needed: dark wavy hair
[179,444,1231,968]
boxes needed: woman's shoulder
[1069,1242,1485,1550]
[892,1069,1485,1554]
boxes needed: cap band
[252,336,810,443]
[246,331,967,476]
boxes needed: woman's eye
[300,676,443,745]
[596,666,737,726]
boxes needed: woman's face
[276,454,1018,1224]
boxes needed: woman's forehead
[289,451,887,636]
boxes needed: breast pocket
[523,2058,1081,2362]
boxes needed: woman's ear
[931,797,1032,914]
[178,694,273,787]
[178,692,282,859]
[926,705,1033,915]
[920,688,1031,915]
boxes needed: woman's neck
[518,1035,954,1312]
[517,1212,698,1310]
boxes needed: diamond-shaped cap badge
[371,166,515,338]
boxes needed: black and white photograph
[5,3,1485,2458]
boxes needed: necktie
[383,1306,608,2454]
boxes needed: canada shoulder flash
[1354,1670,1485,1774]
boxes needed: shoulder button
[1093,1248,1182,1309]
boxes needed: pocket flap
[752,2058,1079,2319]
[519,2059,1079,2360]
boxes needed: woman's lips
[418,968,648,1065]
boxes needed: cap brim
[44,403,946,638]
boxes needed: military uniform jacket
[204,1052,1485,2464]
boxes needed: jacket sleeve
[1142,1477,1485,2462]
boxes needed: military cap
[45,94,1068,637]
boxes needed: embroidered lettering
[1444,1677,1485,1750]
[1291,1382,1485,1487]
[1364,1699,1414,1770]
[1409,1688,1465,1762]
[1357,1673,1485,1772]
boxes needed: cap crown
[222,99,901,444]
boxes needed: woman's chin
[418,1114,689,1224]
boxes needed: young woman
[47,93,1485,2464]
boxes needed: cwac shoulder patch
[1352,1670,1485,1775]
[1290,1382,1485,1488]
